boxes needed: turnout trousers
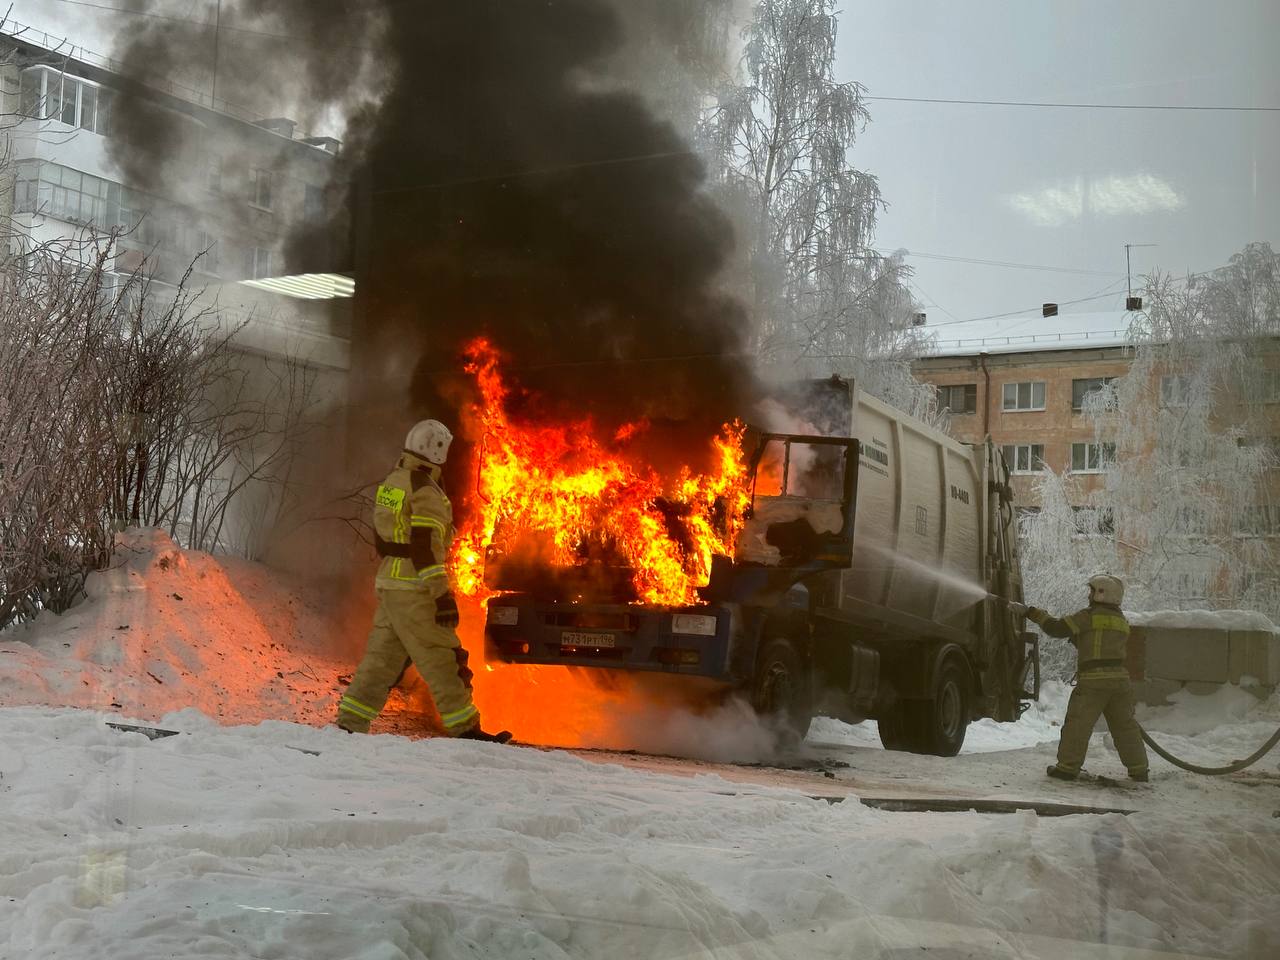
[337,589,479,735]
[1056,677,1149,777]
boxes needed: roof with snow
[921,310,1137,358]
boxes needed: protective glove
[1025,606,1047,623]
[435,592,460,628]
[453,646,474,689]
[1008,601,1028,618]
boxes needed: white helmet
[1088,574,1124,606]
[404,419,453,465]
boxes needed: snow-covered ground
[3,531,1279,959]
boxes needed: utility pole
[211,0,222,106]
[1124,242,1157,301]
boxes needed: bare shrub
[0,231,318,628]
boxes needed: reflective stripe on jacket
[1029,603,1130,680]
[373,452,453,596]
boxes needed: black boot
[459,727,513,744]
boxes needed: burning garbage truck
[456,340,1037,756]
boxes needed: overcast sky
[838,0,1279,339]
[9,1,1278,341]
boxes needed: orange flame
[433,338,753,745]
[451,338,750,607]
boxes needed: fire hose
[1009,601,1280,776]
[1136,723,1280,776]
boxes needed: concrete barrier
[1141,627,1230,683]
[1127,615,1279,705]
[1229,629,1280,685]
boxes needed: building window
[43,71,61,120]
[1236,435,1280,463]
[1251,369,1280,403]
[60,76,79,125]
[1072,506,1115,535]
[249,168,273,210]
[1071,376,1117,412]
[1156,564,1212,602]
[246,246,272,279]
[1160,374,1192,406]
[20,68,41,116]
[937,383,977,415]
[18,67,113,134]
[1015,506,1040,532]
[1236,505,1280,536]
[14,160,142,231]
[1001,443,1045,474]
[1002,381,1046,411]
[96,86,115,136]
[304,184,325,221]
[1172,505,1210,535]
[206,156,223,193]
[1070,441,1116,473]
[79,83,97,131]
[13,160,110,226]
[194,230,220,275]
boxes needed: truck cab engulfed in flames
[479,374,1037,757]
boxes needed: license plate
[561,631,616,648]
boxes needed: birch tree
[1022,242,1280,626]
[699,0,933,418]
[1097,244,1280,616]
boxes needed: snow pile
[1140,683,1277,736]
[2,706,1277,960]
[1128,609,1279,633]
[0,528,355,726]
[1135,682,1280,773]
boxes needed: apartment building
[0,23,357,573]
[912,315,1133,509]
[0,22,351,371]
[913,314,1280,609]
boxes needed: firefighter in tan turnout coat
[1026,575,1149,782]
[338,420,511,743]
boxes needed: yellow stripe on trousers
[441,703,478,730]
[339,695,378,720]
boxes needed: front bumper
[484,597,734,678]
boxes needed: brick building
[911,314,1133,509]
[913,313,1280,613]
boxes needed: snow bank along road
[2,706,1277,960]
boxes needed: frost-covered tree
[698,0,934,419]
[1024,242,1280,623]
[1019,472,1123,680]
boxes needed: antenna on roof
[1124,242,1157,310]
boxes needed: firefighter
[338,419,512,743]
[1025,575,1148,782]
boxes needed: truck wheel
[751,638,813,740]
[917,659,970,756]
[876,704,910,751]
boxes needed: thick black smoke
[111,1,755,457]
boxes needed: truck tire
[751,637,813,740]
[878,659,970,755]
[914,658,970,757]
[876,704,910,751]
